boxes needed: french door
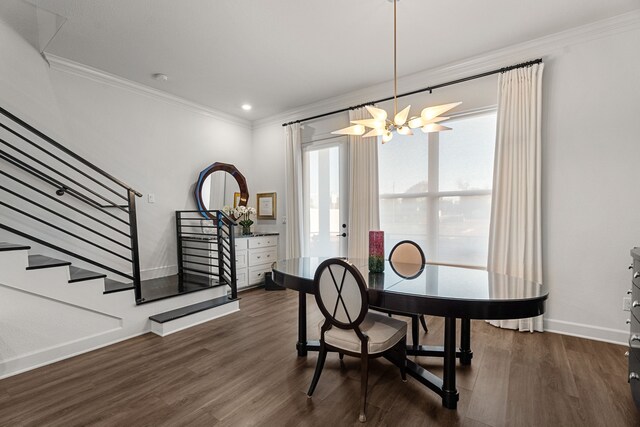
[302,138,349,257]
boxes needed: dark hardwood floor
[0,288,637,426]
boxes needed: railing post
[228,218,237,300]
[216,211,225,289]
[176,211,184,277]
[127,189,142,303]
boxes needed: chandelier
[332,0,461,143]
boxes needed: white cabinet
[234,235,278,290]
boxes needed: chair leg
[419,314,428,333]
[359,352,369,423]
[399,336,407,382]
[411,315,419,347]
[307,342,328,397]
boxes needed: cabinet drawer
[249,249,277,267]
[235,251,248,268]
[235,238,249,251]
[630,346,640,408]
[249,265,272,285]
[236,270,248,289]
[632,286,640,322]
[249,236,277,249]
[631,311,640,336]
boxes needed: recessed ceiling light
[153,73,168,82]
[241,104,252,111]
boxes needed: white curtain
[284,123,304,258]
[347,108,380,260]
[487,63,544,332]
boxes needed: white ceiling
[16,0,640,120]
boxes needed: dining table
[271,257,548,409]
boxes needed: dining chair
[379,240,428,346]
[307,258,407,423]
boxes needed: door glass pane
[437,195,491,266]
[307,146,341,257]
[378,133,429,195]
[380,197,428,258]
[439,113,496,191]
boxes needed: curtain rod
[282,58,542,127]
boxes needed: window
[378,111,496,267]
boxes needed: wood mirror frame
[194,162,248,220]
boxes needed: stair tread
[26,255,72,270]
[104,278,134,294]
[68,266,107,283]
[149,295,238,323]
[0,242,31,252]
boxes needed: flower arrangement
[223,205,256,235]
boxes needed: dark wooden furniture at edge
[628,248,640,408]
[272,257,547,410]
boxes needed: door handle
[336,233,347,237]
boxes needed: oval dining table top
[271,257,548,320]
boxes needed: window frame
[378,108,496,269]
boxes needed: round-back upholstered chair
[308,258,408,423]
[372,240,429,345]
[389,240,426,279]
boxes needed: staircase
[0,107,240,379]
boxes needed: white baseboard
[0,330,148,380]
[141,264,177,280]
[544,318,628,346]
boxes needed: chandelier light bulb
[397,126,413,136]
[382,131,393,143]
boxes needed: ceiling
[13,0,640,121]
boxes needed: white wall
[252,12,640,344]
[0,18,254,280]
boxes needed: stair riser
[0,262,70,286]
[150,300,239,337]
[68,277,111,298]
[0,250,28,281]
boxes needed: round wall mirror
[194,162,248,220]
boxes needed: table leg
[442,317,459,409]
[296,291,308,357]
[459,318,473,365]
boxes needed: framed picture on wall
[256,192,277,220]
[233,192,241,208]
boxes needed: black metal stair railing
[175,210,237,300]
[0,105,143,301]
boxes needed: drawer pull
[631,265,634,270]
[626,351,630,358]
[630,372,640,381]
[635,272,640,279]
[631,334,640,342]
[629,289,634,295]
[627,319,631,325]
[634,301,640,308]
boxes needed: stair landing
[149,295,239,336]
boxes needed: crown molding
[45,54,252,129]
[254,9,640,129]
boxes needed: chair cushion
[319,311,407,354]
